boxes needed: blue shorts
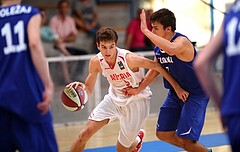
[0,108,58,152]
[156,91,209,141]
[224,115,240,152]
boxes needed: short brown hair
[96,27,118,44]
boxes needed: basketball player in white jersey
[69,27,189,152]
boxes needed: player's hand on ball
[62,81,88,112]
[67,81,86,90]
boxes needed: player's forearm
[153,63,180,91]
[30,41,53,89]
[137,70,158,92]
[63,34,77,43]
[143,30,176,55]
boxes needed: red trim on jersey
[119,56,125,62]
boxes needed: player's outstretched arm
[28,13,54,115]
[67,55,100,98]
[140,9,189,56]
[122,68,159,96]
[127,53,189,102]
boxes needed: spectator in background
[40,8,71,83]
[72,0,100,53]
[72,0,100,36]
[50,0,87,56]
[50,0,88,80]
[40,8,71,56]
[125,8,153,52]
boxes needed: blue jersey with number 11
[222,1,240,116]
[0,4,51,123]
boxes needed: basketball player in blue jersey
[0,0,58,151]
[124,9,212,152]
[195,1,240,151]
[69,27,189,152]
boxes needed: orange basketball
[61,84,88,112]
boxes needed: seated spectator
[50,0,88,56]
[124,8,153,52]
[50,0,88,80]
[72,0,100,36]
[72,0,100,53]
[40,8,71,84]
[40,8,71,56]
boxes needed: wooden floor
[54,108,231,152]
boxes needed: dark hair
[57,0,70,8]
[150,8,176,32]
[96,27,118,44]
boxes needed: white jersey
[97,48,152,106]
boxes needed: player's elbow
[29,39,43,54]
[167,46,178,56]
[29,41,39,51]
[152,62,161,72]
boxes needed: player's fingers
[37,91,51,115]
[181,95,186,103]
[37,102,49,115]
[180,93,187,103]
[66,81,84,89]
[66,82,74,87]
[122,88,127,95]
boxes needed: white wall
[140,0,235,47]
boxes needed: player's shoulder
[117,47,132,55]
[89,54,101,72]
[90,54,102,68]
[90,54,99,62]
[19,4,40,15]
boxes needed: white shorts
[88,94,151,147]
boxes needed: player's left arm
[28,13,54,115]
[140,9,193,58]
[127,53,189,102]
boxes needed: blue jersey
[154,32,206,96]
[222,0,240,116]
[0,4,51,123]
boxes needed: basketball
[61,84,88,112]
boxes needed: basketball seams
[61,85,88,112]
[63,87,81,106]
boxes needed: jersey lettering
[226,17,240,56]
[0,5,32,18]
[110,72,131,81]
[1,20,27,55]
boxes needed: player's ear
[96,42,100,49]
[166,26,171,32]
